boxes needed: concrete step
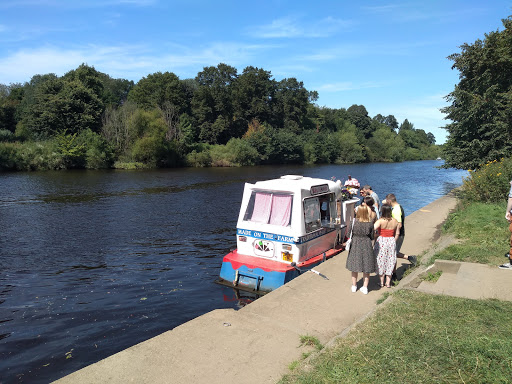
[408,259,512,301]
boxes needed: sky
[0,1,511,144]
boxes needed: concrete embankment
[54,193,463,384]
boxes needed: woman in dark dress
[345,205,376,294]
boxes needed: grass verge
[435,201,508,266]
[280,290,512,383]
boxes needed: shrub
[0,129,15,142]
[20,140,65,170]
[209,144,235,167]
[459,157,512,203]
[185,149,211,167]
[0,142,22,170]
[113,161,147,169]
[1,140,65,171]
[77,129,114,169]
[225,138,261,166]
[132,135,167,167]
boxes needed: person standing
[362,185,380,219]
[500,180,512,269]
[383,193,417,266]
[374,204,399,288]
[345,204,376,294]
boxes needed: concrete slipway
[54,193,512,384]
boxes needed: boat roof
[250,175,336,193]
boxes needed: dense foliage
[442,16,512,170]
[458,157,512,203]
[0,63,440,171]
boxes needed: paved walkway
[54,193,512,384]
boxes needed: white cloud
[249,15,354,39]
[0,42,273,84]
[317,81,384,92]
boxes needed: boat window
[304,197,321,233]
[304,193,335,232]
[318,194,334,222]
[243,191,293,227]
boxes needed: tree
[232,66,274,130]
[0,83,23,133]
[347,104,373,139]
[384,115,399,130]
[442,16,512,169]
[128,71,187,112]
[367,126,405,162]
[272,77,311,133]
[192,64,237,144]
[28,78,104,137]
[99,74,134,106]
[399,118,414,131]
[427,132,436,145]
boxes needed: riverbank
[54,192,462,383]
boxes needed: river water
[0,161,467,383]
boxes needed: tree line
[0,63,440,171]
[443,15,512,170]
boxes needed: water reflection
[221,287,263,309]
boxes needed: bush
[77,129,114,169]
[0,140,65,171]
[459,157,512,203]
[209,144,235,166]
[0,129,15,142]
[113,161,147,169]
[185,149,211,167]
[0,142,22,170]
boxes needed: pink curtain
[251,192,272,223]
[269,194,292,226]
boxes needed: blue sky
[0,1,510,143]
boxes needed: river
[0,161,467,383]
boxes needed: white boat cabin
[236,175,358,265]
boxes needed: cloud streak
[317,81,384,92]
[248,16,354,39]
[0,42,274,83]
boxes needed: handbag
[345,218,355,252]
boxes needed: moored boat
[216,175,358,293]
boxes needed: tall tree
[192,64,237,144]
[399,118,414,131]
[232,66,274,130]
[128,71,187,112]
[384,115,399,130]
[0,83,23,133]
[272,77,311,133]
[442,16,512,169]
[347,104,373,139]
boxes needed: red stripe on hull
[222,247,343,272]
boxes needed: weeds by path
[281,290,512,383]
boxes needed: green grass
[280,290,512,383]
[421,270,443,282]
[436,201,508,266]
[280,200,512,383]
[299,335,323,352]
